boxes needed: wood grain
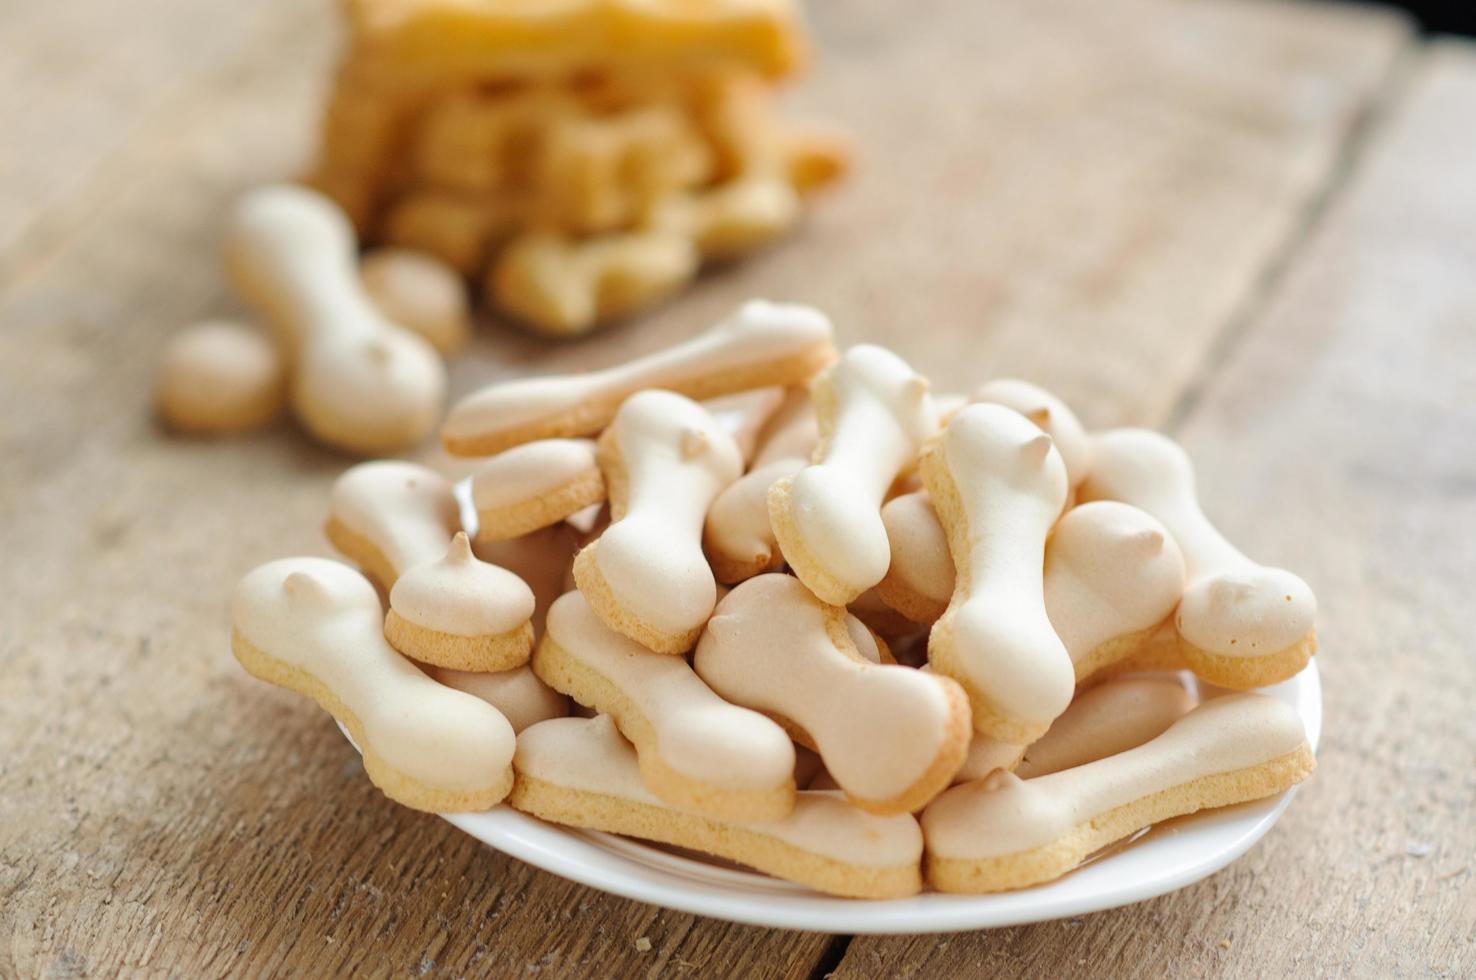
[837,39,1476,980]
[0,0,1444,975]
[0,0,330,270]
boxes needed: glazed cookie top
[696,574,961,803]
[516,715,924,868]
[442,300,834,453]
[471,439,600,513]
[1079,429,1316,657]
[223,185,445,454]
[359,247,470,356]
[1014,676,1197,779]
[545,591,794,789]
[878,491,951,611]
[428,664,567,734]
[782,345,938,599]
[927,403,1071,726]
[702,386,786,463]
[922,693,1309,860]
[389,533,536,637]
[751,388,819,466]
[594,390,744,635]
[330,460,459,581]
[232,557,514,790]
[971,379,1090,487]
[1044,501,1186,661]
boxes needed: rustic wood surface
[1,0,1470,976]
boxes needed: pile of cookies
[306,0,848,336]
[230,300,1318,898]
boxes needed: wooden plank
[837,40,1476,980]
[0,0,1411,975]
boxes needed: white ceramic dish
[341,660,1320,933]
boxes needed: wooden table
[3,0,1473,975]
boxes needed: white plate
[342,661,1320,933]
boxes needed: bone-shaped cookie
[325,460,460,591]
[704,390,819,583]
[533,100,712,235]
[489,229,699,337]
[231,558,516,812]
[922,404,1073,743]
[154,320,287,435]
[971,379,1091,490]
[922,692,1314,892]
[700,385,787,464]
[427,664,568,734]
[1045,501,1187,684]
[877,380,1090,623]
[535,591,796,821]
[1079,429,1317,688]
[359,248,471,356]
[648,175,801,260]
[571,390,743,653]
[694,574,970,815]
[222,184,446,454]
[326,462,535,670]
[874,490,953,624]
[1012,676,1197,780]
[384,533,536,672]
[511,715,924,899]
[874,495,1187,685]
[470,438,606,544]
[442,299,835,455]
[921,672,1197,785]
[768,345,938,605]
[473,523,583,635]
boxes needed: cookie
[488,228,699,336]
[427,663,569,733]
[154,320,287,435]
[441,299,835,456]
[472,523,584,634]
[324,460,459,592]
[222,184,445,455]
[923,693,1315,892]
[694,574,970,815]
[873,490,951,624]
[1014,676,1197,779]
[532,99,712,236]
[340,0,808,86]
[534,591,795,821]
[1045,501,1187,685]
[971,379,1091,490]
[470,438,607,544]
[1079,429,1317,688]
[360,247,472,355]
[648,174,800,260]
[942,666,1191,786]
[379,187,523,275]
[921,404,1074,743]
[701,385,786,464]
[703,388,818,583]
[572,390,743,653]
[231,557,516,812]
[877,380,1090,623]
[511,715,923,899]
[768,345,939,605]
[384,532,536,671]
